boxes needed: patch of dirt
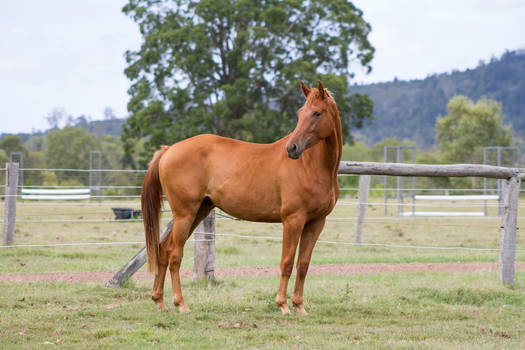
[0,262,524,283]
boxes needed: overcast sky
[1,0,524,134]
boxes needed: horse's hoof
[178,305,191,313]
[278,304,291,315]
[153,298,167,311]
[294,305,308,316]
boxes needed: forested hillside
[354,50,525,148]
[71,118,125,138]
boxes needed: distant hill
[354,50,525,148]
[1,118,126,143]
[71,117,125,138]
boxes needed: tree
[435,95,512,164]
[25,135,46,153]
[0,149,8,169]
[46,127,101,184]
[45,107,67,130]
[0,135,28,158]
[122,0,375,166]
[104,107,117,120]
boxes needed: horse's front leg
[292,217,326,315]
[276,213,306,314]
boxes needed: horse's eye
[313,111,321,117]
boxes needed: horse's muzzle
[286,143,302,159]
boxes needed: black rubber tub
[112,207,142,220]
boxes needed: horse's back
[160,134,280,169]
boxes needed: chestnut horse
[142,81,342,315]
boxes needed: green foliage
[121,0,375,166]
[0,149,8,168]
[356,50,525,147]
[40,171,58,186]
[46,127,101,170]
[435,95,512,164]
[45,127,101,184]
[0,135,28,159]
[83,118,126,137]
[340,138,416,191]
[24,134,46,152]
[342,141,373,162]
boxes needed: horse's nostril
[290,144,298,152]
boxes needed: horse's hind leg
[151,236,171,310]
[168,199,214,313]
[292,217,326,315]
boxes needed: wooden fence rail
[339,161,524,179]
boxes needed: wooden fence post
[499,176,520,286]
[3,163,19,246]
[354,175,371,244]
[193,210,215,282]
[106,221,173,288]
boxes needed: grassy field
[1,273,524,349]
[1,196,524,274]
[1,196,525,348]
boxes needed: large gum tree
[122,0,375,167]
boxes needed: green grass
[1,198,525,348]
[1,272,524,349]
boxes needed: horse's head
[286,80,337,159]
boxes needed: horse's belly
[213,196,282,223]
[207,181,282,222]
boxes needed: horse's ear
[300,81,310,98]
[318,80,326,99]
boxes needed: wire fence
[1,167,524,255]
[2,167,525,194]
[2,232,525,253]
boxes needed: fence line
[3,232,525,253]
[4,162,523,286]
[2,194,142,199]
[6,184,524,192]
[0,218,165,223]
[6,216,525,227]
[15,185,142,189]
[343,187,525,192]
[337,201,507,208]
[8,215,525,224]
[12,202,143,207]
[3,196,518,208]
[21,168,147,173]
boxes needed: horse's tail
[142,145,169,274]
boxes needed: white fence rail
[405,194,501,217]
[21,188,91,200]
[413,195,499,201]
